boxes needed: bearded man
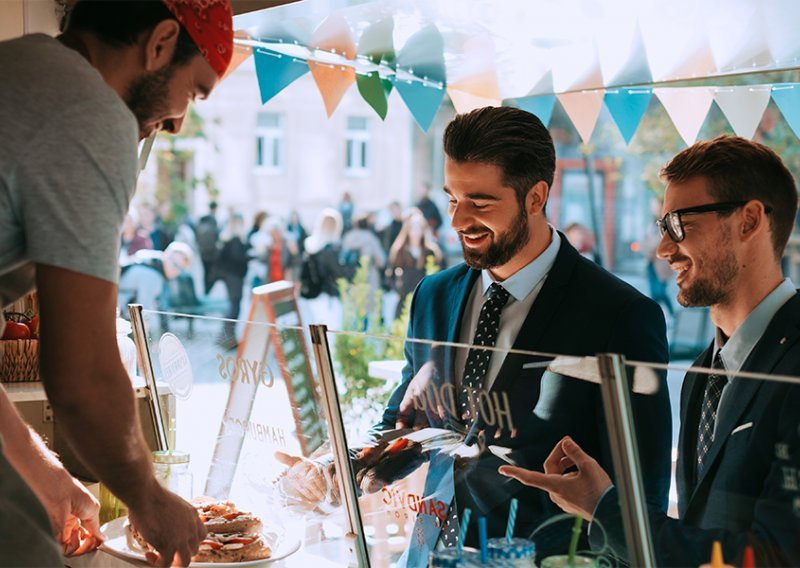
[0,1,232,565]
[501,135,800,567]
[373,107,672,563]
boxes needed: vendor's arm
[0,385,102,556]
[36,265,205,566]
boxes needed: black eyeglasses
[656,201,767,242]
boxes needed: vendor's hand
[41,472,104,556]
[397,361,442,430]
[498,436,612,521]
[127,484,206,567]
[274,451,337,507]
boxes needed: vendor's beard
[125,65,174,138]
[461,206,530,270]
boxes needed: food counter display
[61,283,799,567]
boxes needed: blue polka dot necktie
[696,351,726,472]
[440,283,511,550]
[459,282,511,424]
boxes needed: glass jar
[116,311,137,378]
[152,450,193,500]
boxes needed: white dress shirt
[455,227,561,391]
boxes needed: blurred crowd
[116,188,446,348]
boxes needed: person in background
[117,242,194,319]
[120,212,153,264]
[284,210,307,282]
[642,198,675,316]
[564,222,600,264]
[0,0,233,564]
[415,182,444,237]
[338,191,355,233]
[501,135,800,567]
[247,210,268,244]
[195,200,221,294]
[388,209,443,318]
[301,208,347,329]
[264,216,288,283]
[216,213,249,349]
[341,211,387,290]
[380,201,404,256]
[246,213,271,288]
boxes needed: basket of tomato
[0,311,40,383]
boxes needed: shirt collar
[714,278,796,374]
[480,227,561,302]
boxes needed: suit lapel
[443,268,481,381]
[676,346,712,515]
[491,236,578,394]
[687,293,800,509]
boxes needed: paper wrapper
[0,339,40,382]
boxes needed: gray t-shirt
[0,34,138,313]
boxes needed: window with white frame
[345,116,369,175]
[255,112,283,173]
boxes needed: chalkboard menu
[205,281,326,498]
[257,281,326,455]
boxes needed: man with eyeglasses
[500,135,800,566]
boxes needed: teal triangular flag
[253,47,309,105]
[604,89,652,144]
[772,84,800,139]
[394,76,445,132]
[503,95,557,127]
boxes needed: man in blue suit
[501,135,800,566]
[375,106,672,556]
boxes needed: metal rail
[596,353,655,567]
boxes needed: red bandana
[163,0,234,78]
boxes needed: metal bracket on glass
[596,353,655,568]
[309,324,370,568]
[129,304,168,452]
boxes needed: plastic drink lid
[152,450,190,464]
[488,537,536,559]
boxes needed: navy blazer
[379,236,672,546]
[594,292,800,566]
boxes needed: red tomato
[29,315,39,338]
[386,438,409,455]
[2,321,31,340]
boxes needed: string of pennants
[228,22,800,145]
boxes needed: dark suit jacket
[378,236,672,547]
[593,292,800,566]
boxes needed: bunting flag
[714,86,771,139]
[557,90,605,144]
[639,0,716,82]
[604,89,652,144]
[771,84,800,139]
[705,0,769,73]
[528,70,554,97]
[222,32,253,81]
[503,95,557,127]
[394,24,446,132]
[308,13,356,117]
[357,72,389,119]
[552,40,603,93]
[654,86,714,146]
[356,18,395,120]
[604,22,653,87]
[253,47,309,105]
[447,88,500,114]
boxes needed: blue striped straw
[456,508,472,556]
[505,498,518,542]
[478,516,488,563]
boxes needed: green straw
[567,516,583,567]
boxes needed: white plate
[100,517,301,567]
